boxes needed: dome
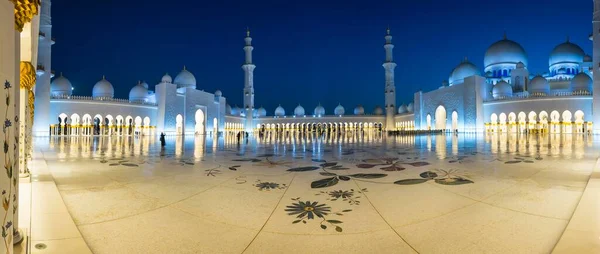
[484,36,528,69]
[232,105,241,116]
[449,59,480,86]
[584,54,592,62]
[407,103,414,112]
[571,72,592,92]
[50,73,72,96]
[129,82,148,102]
[516,61,525,69]
[173,67,196,89]
[161,73,172,83]
[314,104,325,116]
[334,104,345,115]
[354,105,365,115]
[398,104,408,114]
[528,75,550,95]
[226,104,232,115]
[92,76,114,98]
[549,40,584,67]
[294,104,305,116]
[215,90,222,97]
[257,107,267,117]
[492,81,512,99]
[373,106,384,115]
[274,105,285,116]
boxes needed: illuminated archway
[451,111,458,131]
[426,114,431,130]
[195,109,205,135]
[176,114,183,135]
[435,106,446,130]
[575,110,584,133]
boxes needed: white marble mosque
[32,0,600,137]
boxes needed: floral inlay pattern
[286,198,351,232]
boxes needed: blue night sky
[52,0,592,114]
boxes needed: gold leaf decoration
[9,0,41,32]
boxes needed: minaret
[242,28,255,132]
[383,27,397,131]
[593,0,600,131]
[33,0,53,136]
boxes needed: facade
[35,2,600,136]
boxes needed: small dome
[449,59,480,86]
[373,106,384,115]
[140,81,149,89]
[334,104,345,115]
[398,104,408,114]
[257,107,267,117]
[584,54,592,62]
[314,104,325,116]
[161,73,172,83]
[484,36,528,69]
[492,81,512,99]
[174,67,196,89]
[354,105,365,115]
[226,104,232,115]
[294,104,305,116]
[92,76,114,98]
[215,90,222,97]
[571,72,592,92]
[232,105,241,116]
[129,82,148,102]
[407,103,414,113]
[528,75,550,95]
[50,73,72,96]
[516,61,525,69]
[549,40,584,67]
[274,105,285,116]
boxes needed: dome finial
[102,75,105,80]
[60,72,63,77]
[503,30,507,40]
[246,27,250,37]
[463,56,468,62]
[566,35,570,42]
[183,65,186,70]
[386,25,390,35]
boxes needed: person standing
[160,132,166,147]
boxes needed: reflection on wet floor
[41,132,598,162]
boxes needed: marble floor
[30,132,600,253]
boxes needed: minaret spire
[383,27,397,131]
[242,28,256,132]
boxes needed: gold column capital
[9,0,41,32]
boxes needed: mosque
[33,1,600,137]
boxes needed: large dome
[274,105,285,116]
[129,82,148,102]
[484,36,528,69]
[407,103,414,112]
[161,73,172,83]
[214,90,222,97]
[449,59,480,86]
[398,104,408,114]
[92,76,114,98]
[294,104,305,116]
[334,104,345,115]
[354,105,364,115]
[314,104,325,116]
[257,106,267,117]
[50,73,72,96]
[492,81,512,99]
[528,75,550,95]
[571,73,592,92]
[232,105,241,116]
[174,67,196,89]
[549,40,584,67]
[373,106,384,115]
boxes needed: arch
[550,111,560,122]
[125,115,133,126]
[426,114,431,129]
[528,111,537,123]
[115,115,124,125]
[574,110,584,123]
[143,116,150,126]
[508,112,516,123]
[82,114,92,125]
[435,106,446,130]
[490,113,498,124]
[134,116,142,126]
[562,110,572,122]
[70,113,80,125]
[499,113,507,124]
[105,114,114,126]
[539,111,548,123]
[195,109,205,135]
[176,114,183,135]
[215,118,219,134]
[58,113,68,124]
[451,111,458,131]
[517,112,526,123]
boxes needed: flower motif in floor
[286,198,350,232]
[253,157,292,168]
[318,188,367,205]
[394,169,473,186]
[254,180,286,191]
